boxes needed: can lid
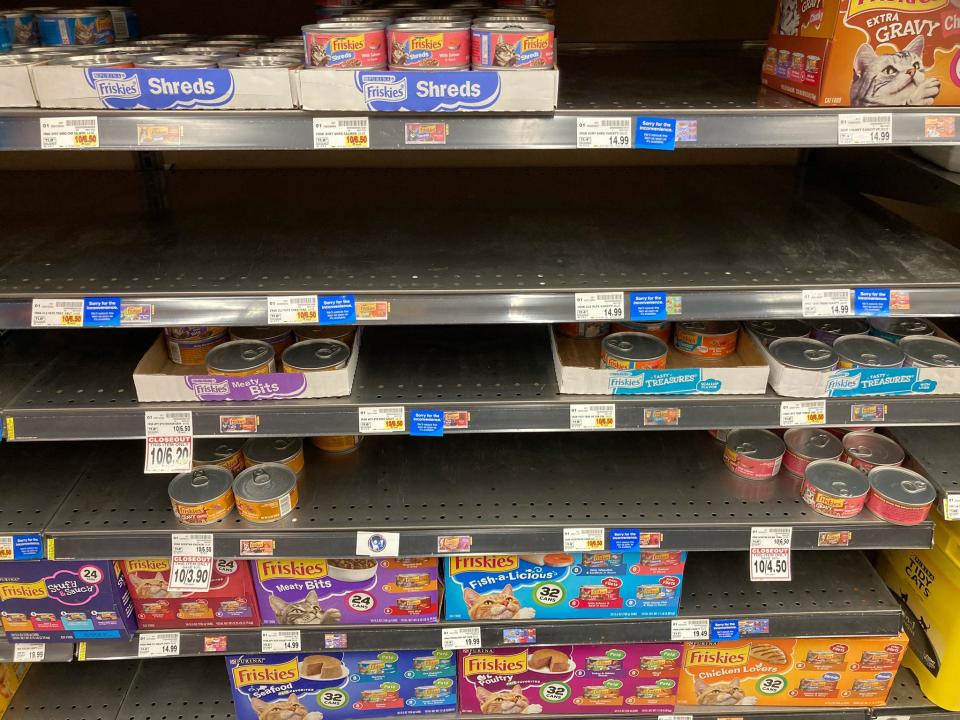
[601,332,668,362]
[842,432,905,466]
[206,339,274,372]
[230,327,295,342]
[868,317,936,338]
[677,321,739,336]
[747,319,811,340]
[233,463,297,503]
[219,55,301,68]
[302,21,387,32]
[136,55,219,67]
[833,335,904,367]
[194,438,245,463]
[769,337,838,370]
[282,339,351,370]
[295,325,355,341]
[900,336,960,367]
[725,428,785,462]
[243,437,303,463]
[784,427,842,460]
[169,466,234,504]
[49,53,138,65]
[804,460,869,498]
[810,318,869,337]
[389,20,472,30]
[868,466,937,507]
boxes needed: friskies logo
[846,0,949,16]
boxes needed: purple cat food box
[0,560,137,642]
[226,649,456,720]
[253,558,440,626]
[459,644,683,715]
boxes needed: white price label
[313,117,370,149]
[144,411,193,474]
[943,493,960,521]
[358,406,405,434]
[838,113,893,145]
[356,531,400,557]
[138,632,181,658]
[576,117,632,149]
[780,400,827,427]
[13,643,45,662]
[262,629,302,652]
[168,533,214,593]
[574,292,625,321]
[441,626,482,650]
[670,618,709,641]
[569,404,616,430]
[31,299,83,327]
[801,288,854,318]
[750,526,792,582]
[658,715,694,720]
[563,527,606,552]
[40,116,100,149]
[0,536,12,561]
[267,295,318,325]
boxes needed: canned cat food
[396,572,430,589]
[49,53,135,66]
[842,432,905,473]
[805,54,822,84]
[579,585,615,601]
[635,685,669,699]
[868,317,936,343]
[414,686,443,699]
[233,463,298,523]
[471,20,555,69]
[811,318,869,346]
[242,45,308,56]
[601,332,669,370]
[638,584,675,600]
[583,686,620,700]
[168,466,235,525]
[310,435,363,454]
[900,336,960,368]
[866,466,936,525]
[674,321,739,358]
[723,428,785,480]
[243,437,305,477]
[87,6,138,41]
[834,335,904,369]
[801,459,869,518]
[413,656,440,671]
[747,319,811,347]
[282,339,351,373]
[585,656,619,672]
[181,44,244,56]
[230,327,295,363]
[799,678,838,693]
[851,679,886,694]
[219,55,302,68]
[612,320,672,343]
[556,322,610,339]
[205,340,276,376]
[860,649,897,667]
[38,10,114,46]
[639,656,674,671]
[783,428,843,476]
[193,438,246,476]
[358,660,385,674]
[294,325,357,346]
[136,55,219,68]
[164,326,229,365]
[806,649,846,667]
[389,21,470,69]
[143,33,205,43]
[6,11,37,46]
[217,33,271,44]
[303,21,386,68]
[768,337,838,371]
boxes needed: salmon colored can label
[866,491,932,526]
[471,28,554,69]
[801,478,866,519]
[600,350,668,370]
[305,28,386,68]
[389,28,469,68]
[723,446,781,480]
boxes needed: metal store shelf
[42,433,932,559]
[2,45,957,151]
[2,165,960,328]
[879,668,958,719]
[887,427,960,517]
[6,326,960,441]
[0,640,75,663]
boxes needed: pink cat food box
[0,560,137,642]
[253,558,440,625]
[444,552,686,621]
[459,644,683,715]
[121,559,260,630]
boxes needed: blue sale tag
[609,528,640,551]
[83,297,121,327]
[13,534,43,560]
[710,619,740,642]
[318,295,357,324]
[629,292,667,321]
[410,409,444,437]
[635,117,676,151]
[854,288,890,316]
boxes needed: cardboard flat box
[0,65,38,107]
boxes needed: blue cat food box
[0,560,137,642]
[226,649,457,720]
[444,551,687,621]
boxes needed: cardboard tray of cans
[132,329,361,402]
[551,327,770,395]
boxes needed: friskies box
[762,0,960,106]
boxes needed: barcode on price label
[13,643,45,662]
[943,493,960,521]
[801,289,854,318]
[838,113,893,145]
[262,629,302,652]
[40,116,100,149]
[563,527,605,552]
[138,632,181,658]
[576,117,632,149]
[441,626,482,650]
[780,400,826,427]
[31,299,83,327]
[670,618,709,641]
[313,117,370,149]
[169,533,214,593]
[575,292,624,321]
[750,526,792,582]
[144,411,193,474]
[569,404,615,430]
[358,406,405,433]
[267,295,318,325]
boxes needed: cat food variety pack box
[763,0,960,106]
[444,551,687,621]
[226,649,457,720]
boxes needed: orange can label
[236,486,298,523]
[171,490,235,525]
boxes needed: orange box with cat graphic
[121,559,260,629]
[677,635,907,707]
[762,0,960,107]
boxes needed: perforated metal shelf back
[4,659,138,720]
[117,657,236,720]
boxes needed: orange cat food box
[762,0,960,107]
[121,559,260,629]
[677,634,908,707]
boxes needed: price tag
[31,299,83,327]
[267,295,318,325]
[779,400,826,427]
[563,527,605,552]
[943,493,960,521]
[358,406,405,434]
[40,116,100,149]
[670,618,709,641]
[658,715,694,720]
[356,531,400,557]
[138,632,181,658]
[168,533,214,593]
[261,629,302,653]
[801,289,853,318]
[569,404,616,430]
[750,527,792,582]
[313,117,370,149]
[574,291,624,321]
[13,643,45,662]
[838,113,893,145]
[144,411,193,474]
[0,537,11,560]
[441,626,482,650]
[576,117,632,149]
